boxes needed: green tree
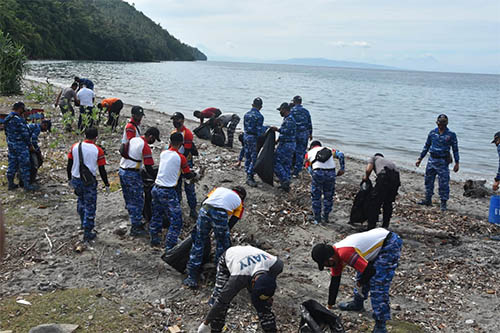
[0,29,27,95]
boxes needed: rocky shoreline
[0,81,499,332]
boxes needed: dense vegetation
[0,0,207,62]
[0,30,26,95]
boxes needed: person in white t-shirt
[311,228,403,333]
[119,127,160,237]
[67,127,109,242]
[149,133,196,250]
[183,186,246,288]
[76,84,95,131]
[304,140,345,224]
[197,245,283,333]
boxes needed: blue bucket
[488,195,500,224]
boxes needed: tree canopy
[0,0,207,62]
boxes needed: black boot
[418,196,432,206]
[7,177,18,190]
[338,295,365,311]
[372,320,387,333]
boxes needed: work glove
[197,322,210,333]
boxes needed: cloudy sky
[124,0,500,73]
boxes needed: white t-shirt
[307,146,336,170]
[334,227,390,262]
[204,187,242,211]
[119,136,153,169]
[77,87,95,107]
[69,141,106,178]
[225,246,278,276]
[155,148,189,187]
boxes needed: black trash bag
[194,122,212,140]
[299,300,345,333]
[349,178,373,224]
[211,127,226,147]
[254,129,275,186]
[161,231,211,273]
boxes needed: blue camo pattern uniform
[290,100,312,176]
[150,186,183,249]
[175,159,197,211]
[28,123,42,151]
[243,98,267,182]
[353,232,402,322]
[274,112,296,185]
[119,169,144,227]
[305,143,345,222]
[71,177,97,230]
[419,127,459,201]
[4,107,32,189]
[496,144,500,181]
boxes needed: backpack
[119,141,141,162]
[312,147,332,164]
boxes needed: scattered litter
[16,299,32,306]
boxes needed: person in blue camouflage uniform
[416,114,459,211]
[312,229,402,333]
[306,141,345,224]
[272,102,296,192]
[4,102,38,191]
[491,132,500,192]
[119,128,160,237]
[183,187,246,288]
[243,97,267,187]
[290,95,312,177]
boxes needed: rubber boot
[130,224,148,237]
[182,269,199,288]
[372,320,387,333]
[417,196,432,206]
[338,295,365,311]
[440,200,447,212]
[246,176,257,187]
[7,177,18,190]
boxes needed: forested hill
[0,0,207,62]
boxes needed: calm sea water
[27,60,500,180]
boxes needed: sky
[124,0,500,74]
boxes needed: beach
[0,82,499,332]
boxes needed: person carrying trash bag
[311,228,403,333]
[196,245,283,333]
[119,127,160,237]
[183,186,246,288]
[491,131,500,192]
[243,97,268,187]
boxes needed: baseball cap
[145,127,161,142]
[253,97,263,108]
[277,102,290,111]
[170,112,184,120]
[492,131,500,143]
[309,140,322,149]
[311,243,335,271]
[131,106,145,116]
[12,101,25,111]
[293,95,302,103]
[170,132,184,144]
[251,273,277,302]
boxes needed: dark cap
[145,127,161,142]
[309,140,322,149]
[492,131,500,143]
[253,97,263,108]
[311,243,335,271]
[170,132,184,144]
[232,186,247,201]
[12,101,25,111]
[251,273,277,302]
[131,106,145,116]
[170,112,184,120]
[276,102,290,111]
[293,95,302,103]
[436,114,448,123]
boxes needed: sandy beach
[0,82,499,332]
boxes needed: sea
[26,60,500,181]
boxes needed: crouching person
[311,228,402,333]
[197,245,283,333]
[183,186,246,288]
[67,127,109,242]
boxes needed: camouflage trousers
[71,177,97,231]
[150,185,183,250]
[119,168,144,227]
[244,134,258,178]
[274,141,295,183]
[175,160,197,210]
[424,157,450,201]
[7,144,30,186]
[293,133,309,175]
[225,114,240,147]
[354,232,402,322]
[311,168,336,219]
[186,206,231,274]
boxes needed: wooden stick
[44,232,53,253]
[21,240,38,256]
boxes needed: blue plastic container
[488,195,500,224]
